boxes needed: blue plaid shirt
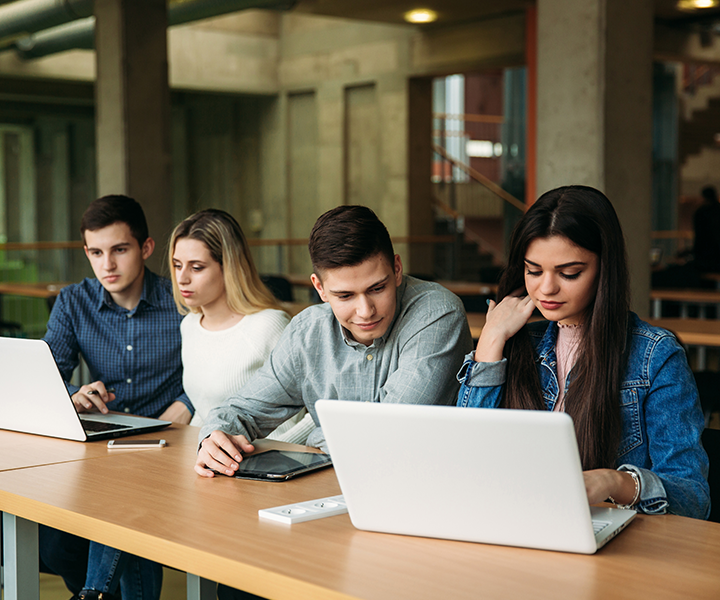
[44,269,192,418]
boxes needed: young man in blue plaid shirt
[40,195,191,600]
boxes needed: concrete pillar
[408,77,434,276]
[536,0,654,316]
[95,0,171,270]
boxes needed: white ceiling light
[404,9,438,24]
[677,0,719,11]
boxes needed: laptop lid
[316,400,635,554]
[0,337,171,441]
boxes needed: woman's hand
[474,292,535,363]
[584,469,639,506]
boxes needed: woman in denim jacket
[457,185,710,519]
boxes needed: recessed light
[404,9,438,24]
[678,0,719,11]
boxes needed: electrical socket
[258,495,347,524]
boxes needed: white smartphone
[107,439,166,449]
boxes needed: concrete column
[95,0,171,270]
[408,76,434,275]
[536,0,654,316]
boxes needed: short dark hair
[701,185,718,204]
[308,205,394,275]
[80,195,149,245]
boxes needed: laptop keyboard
[592,520,610,535]
[81,419,133,433]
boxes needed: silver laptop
[0,337,171,441]
[316,400,636,554]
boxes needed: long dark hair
[499,185,629,470]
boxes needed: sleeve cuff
[457,352,507,387]
[618,464,669,515]
[177,394,195,417]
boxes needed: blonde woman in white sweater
[169,209,310,440]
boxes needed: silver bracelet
[608,470,641,509]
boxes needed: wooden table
[435,280,498,297]
[0,281,69,324]
[651,288,720,318]
[466,312,486,339]
[701,272,720,289]
[3,427,720,600]
[648,318,720,370]
[466,313,544,340]
[285,275,498,298]
[0,282,68,299]
[280,301,314,317]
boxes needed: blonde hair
[168,209,281,316]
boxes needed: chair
[260,275,293,302]
[701,428,720,523]
[692,371,720,428]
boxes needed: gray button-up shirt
[200,275,473,451]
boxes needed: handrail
[0,235,456,252]
[0,241,84,250]
[433,113,504,124]
[431,196,461,220]
[651,230,693,240]
[432,143,526,213]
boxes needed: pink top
[554,323,583,412]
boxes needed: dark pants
[39,525,89,596]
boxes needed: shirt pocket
[618,387,643,457]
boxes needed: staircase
[679,67,720,197]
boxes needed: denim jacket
[457,313,710,520]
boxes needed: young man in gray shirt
[196,205,472,476]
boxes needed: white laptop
[316,400,636,554]
[0,337,171,441]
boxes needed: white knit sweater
[182,309,290,427]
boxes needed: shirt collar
[97,268,159,313]
[535,320,559,362]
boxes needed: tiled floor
[38,567,188,599]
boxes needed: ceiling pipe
[0,0,92,47]
[11,0,297,59]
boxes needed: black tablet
[228,449,333,481]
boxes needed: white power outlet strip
[258,495,347,524]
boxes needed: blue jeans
[39,527,162,600]
[85,543,163,600]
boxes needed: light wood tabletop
[1,426,719,600]
[650,289,720,303]
[0,423,195,472]
[0,282,69,299]
[466,313,544,340]
[650,288,720,318]
[435,280,498,297]
[468,314,720,350]
[284,275,498,298]
[466,312,486,339]
[647,318,720,348]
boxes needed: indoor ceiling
[1,0,720,29]
[295,0,720,28]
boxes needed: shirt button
[367,354,373,361]
[126,378,132,383]
[126,345,133,351]
[124,408,131,413]
[126,313,132,318]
